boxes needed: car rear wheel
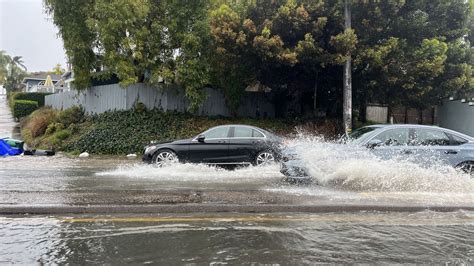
[152,149,178,167]
[255,151,275,166]
[456,161,474,176]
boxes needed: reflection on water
[1,211,473,264]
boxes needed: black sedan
[143,125,282,167]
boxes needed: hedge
[11,92,52,107]
[13,100,39,119]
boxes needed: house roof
[22,72,61,82]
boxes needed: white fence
[438,96,474,137]
[45,83,275,118]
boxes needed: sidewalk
[0,94,20,138]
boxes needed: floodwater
[0,95,20,139]
[1,152,473,263]
[1,211,473,264]
[1,93,473,263]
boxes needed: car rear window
[448,133,469,145]
[234,127,253,138]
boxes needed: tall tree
[45,0,212,111]
[4,55,27,92]
[0,50,10,85]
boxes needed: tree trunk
[343,0,352,134]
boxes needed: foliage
[10,92,52,107]
[22,108,58,141]
[52,63,66,75]
[0,52,27,92]
[352,0,473,110]
[44,0,474,120]
[12,100,38,119]
[45,0,212,111]
[57,105,85,127]
[21,107,340,154]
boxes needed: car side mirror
[197,135,205,143]
[366,139,383,149]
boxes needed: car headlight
[145,145,157,154]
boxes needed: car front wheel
[254,151,275,166]
[152,149,178,167]
[456,161,474,176]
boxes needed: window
[350,126,379,140]
[372,128,409,146]
[412,128,450,146]
[203,127,229,139]
[252,129,264,138]
[447,133,468,146]
[234,127,253,138]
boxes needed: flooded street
[0,155,473,263]
[1,212,473,264]
[1,95,473,263]
[0,95,20,139]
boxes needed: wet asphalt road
[0,155,473,214]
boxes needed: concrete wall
[45,83,275,118]
[437,96,474,137]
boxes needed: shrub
[54,129,71,141]
[12,92,52,107]
[58,106,85,127]
[45,122,65,135]
[22,108,58,139]
[12,100,38,119]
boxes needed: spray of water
[96,163,283,184]
[96,133,474,194]
[288,135,474,193]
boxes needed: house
[61,71,74,91]
[22,72,62,93]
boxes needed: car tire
[152,149,178,167]
[456,161,474,176]
[254,151,275,166]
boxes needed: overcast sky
[0,0,67,72]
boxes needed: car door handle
[401,150,413,154]
[444,150,458,154]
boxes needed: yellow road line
[61,216,474,223]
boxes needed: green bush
[58,105,85,127]
[13,100,39,119]
[12,92,52,107]
[45,122,65,135]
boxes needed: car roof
[363,124,474,140]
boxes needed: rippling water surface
[1,211,473,264]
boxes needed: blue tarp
[0,139,22,156]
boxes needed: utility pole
[343,0,352,135]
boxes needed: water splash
[96,163,283,184]
[287,135,474,193]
